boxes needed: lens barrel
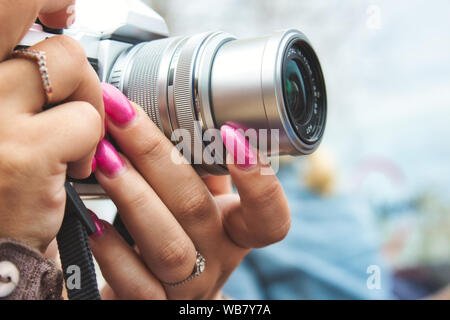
[109,30,327,175]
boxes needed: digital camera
[21,0,327,195]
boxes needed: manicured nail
[220,125,257,169]
[95,139,125,177]
[91,157,97,173]
[101,82,136,126]
[88,210,104,238]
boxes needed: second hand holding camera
[22,0,327,195]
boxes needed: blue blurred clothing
[223,163,394,299]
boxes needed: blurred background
[78,0,450,299]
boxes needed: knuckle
[51,35,87,67]
[126,189,151,214]
[259,180,284,205]
[157,238,193,272]
[76,102,102,137]
[242,179,283,211]
[63,102,102,150]
[135,134,166,161]
[40,184,66,211]
[267,215,291,244]
[176,189,212,223]
[251,212,291,248]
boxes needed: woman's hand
[0,0,104,252]
[89,84,290,299]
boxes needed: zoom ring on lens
[172,34,209,162]
[126,40,171,131]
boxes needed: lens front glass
[282,39,326,145]
[285,59,309,126]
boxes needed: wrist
[0,232,48,254]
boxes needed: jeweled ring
[11,49,53,105]
[163,251,206,287]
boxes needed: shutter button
[0,261,20,298]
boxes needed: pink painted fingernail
[95,139,125,177]
[91,157,97,173]
[88,210,104,238]
[220,125,257,169]
[101,83,136,126]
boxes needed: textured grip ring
[171,34,210,163]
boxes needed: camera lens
[109,30,327,175]
[282,39,326,145]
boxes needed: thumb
[39,0,76,29]
[220,125,291,249]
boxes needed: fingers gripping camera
[21,0,327,185]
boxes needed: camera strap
[56,182,101,300]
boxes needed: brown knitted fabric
[0,239,63,300]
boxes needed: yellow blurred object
[302,145,337,196]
